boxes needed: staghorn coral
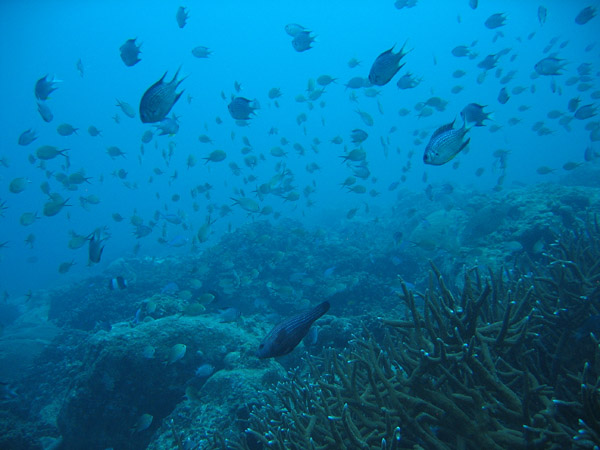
[220,217,600,450]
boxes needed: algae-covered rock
[147,365,285,450]
[56,314,264,450]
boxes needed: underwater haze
[0,0,597,295]
[0,0,600,449]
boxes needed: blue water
[0,0,597,297]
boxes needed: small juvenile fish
[18,129,37,146]
[120,38,141,67]
[176,6,189,28]
[165,343,186,364]
[575,6,596,25]
[291,31,315,52]
[485,13,506,29]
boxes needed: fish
[347,57,361,68]
[155,116,179,136]
[43,194,69,217]
[228,97,258,120]
[191,46,211,58]
[231,197,260,213]
[131,413,153,433]
[18,129,37,146]
[9,177,30,194]
[88,227,107,264]
[37,101,53,122]
[257,301,330,358]
[165,343,186,364]
[291,31,315,52]
[534,56,566,75]
[368,43,409,86]
[106,146,125,159]
[35,74,59,100]
[58,260,75,274]
[574,104,597,120]
[538,6,547,25]
[498,87,510,104]
[477,53,500,71]
[204,149,227,163]
[317,74,336,86]
[423,118,470,166]
[141,345,155,359]
[176,6,189,28]
[57,123,78,136]
[461,103,491,126]
[109,276,128,290]
[395,0,417,9]
[484,13,506,29]
[284,23,308,37]
[575,6,596,25]
[36,145,68,160]
[195,363,215,378]
[139,68,186,123]
[350,129,368,144]
[120,38,141,67]
[76,58,84,77]
[116,99,136,118]
[396,73,421,89]
[0,382,18,400]
[88,126,102,137]
[19,212,39,226]
[218,307,241,323]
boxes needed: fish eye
[258,344,264,349]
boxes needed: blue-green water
[0,1,598,449]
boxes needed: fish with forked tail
[257,301,330,358]
[423,118,470,166]
[139,68,186,123]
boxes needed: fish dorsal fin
[431,120,455,139]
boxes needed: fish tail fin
[174,90,185,105]
[173,66,188,86]
[460,138,471,151]
[399,39,413,57]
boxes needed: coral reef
[2,183,600,450]
[225,216,600,449]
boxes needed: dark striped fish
[257,301,330,358]
[368,43,409,86]
[139,68,186,123]
[423,119,470,166]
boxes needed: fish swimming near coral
[139,68,186,123]
[257,301,330,358]
[88,227,107,264]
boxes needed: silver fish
[139,68,185,123]
[423,119,470,166]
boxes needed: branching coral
[219,217,600,450]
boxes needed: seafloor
[1,172,600,449]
